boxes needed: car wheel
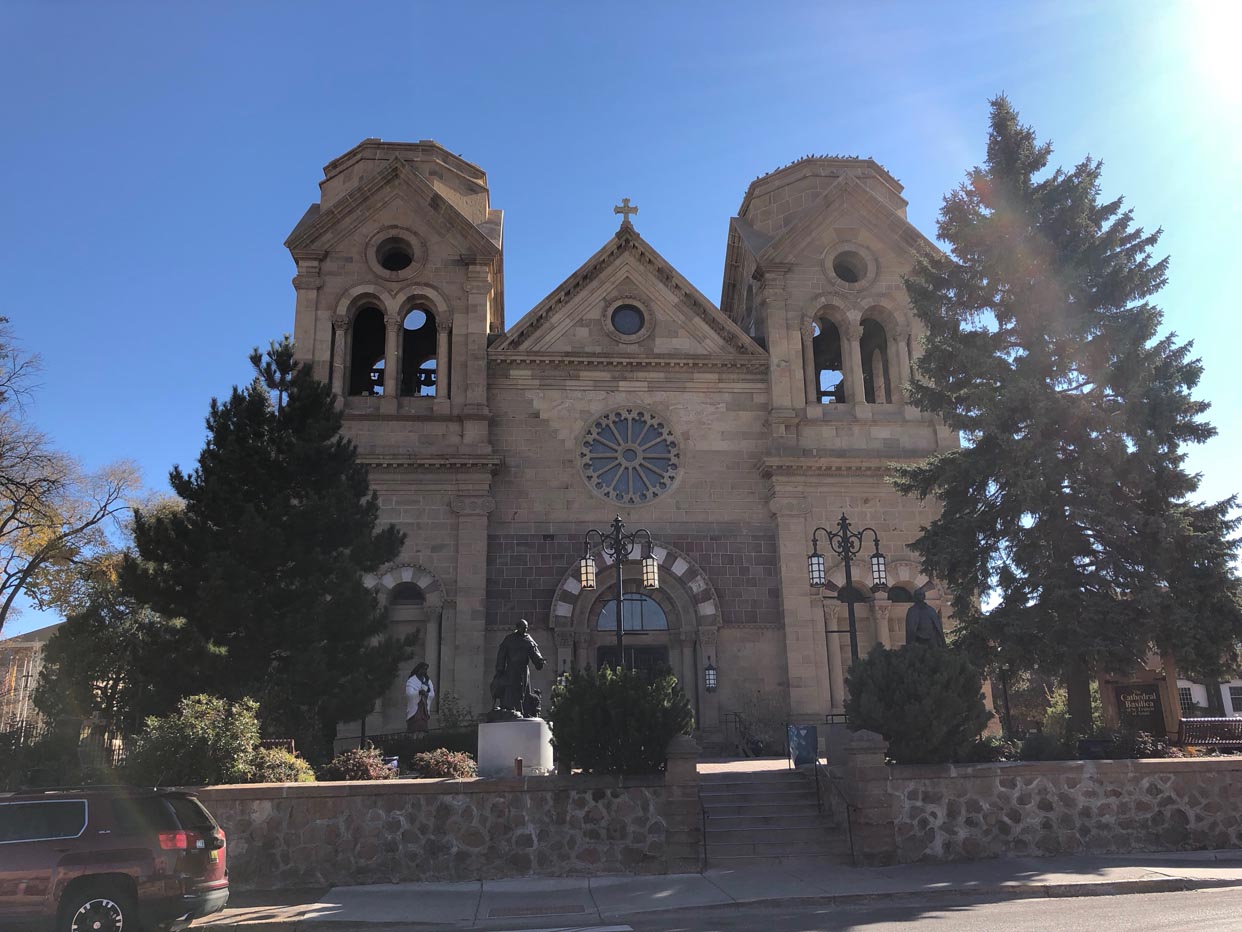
[60,883,139,932]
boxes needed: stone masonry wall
[197,775,691,890]
[195,739,702,890]
[835,731,1242,865]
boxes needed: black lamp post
[808,513,887,662]
[580,515,659,670]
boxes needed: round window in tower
[610,303,645,336]
[376,237,415,272]
[832,250,867,284]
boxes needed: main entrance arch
[546,542,721,729]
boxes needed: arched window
[400,308,438,397]
[597,593,669,631]
[348,306,387,396]
[812,319,846,404]
[860,319,892,404]
[836,584,872,604]
[887,586,915,603]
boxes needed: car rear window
[0,800,88,843]
[112,796,179,835]
[164,795,217,832]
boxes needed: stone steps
[698,767,849,867]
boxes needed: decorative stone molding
[767,496,810,517]
[331,315,349,332]
[364,563,446,607]
[358,454,502,473]
[450,495,496,516]
[489,353,767,373]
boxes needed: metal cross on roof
[613,197,638,228]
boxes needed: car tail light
[159,829,206,850]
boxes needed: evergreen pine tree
[123,338,406,758]
[895,97,1242,736]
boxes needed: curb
[205,874,1242,929]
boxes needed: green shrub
[1018,731,1072,761]
[126,695,261,786]
[962,734,1020,763]
[845,644,992,764]
[548,665,694,774]
[319,746,397,781]
[372,728,478,770]
[246,746,316,783]
[435,691,475,729]
[409,748,477,778]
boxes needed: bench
[258,738,296,754]
[1177,717,1242,748]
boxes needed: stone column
[770,494,830,719]
[843,729,896,866]
[759,266,798,419]
[873,601,891,649]
[462,264,492,416]
[679,631,697,714]
[450,495,494,714]
[290,250,325,368]
[825,600,846,713]
[382,315,400,413]
[843,322,869,416]
[699,627,720,729]
[662,733,703,872]
[330,315,348,399]
[801,319,818,408]
[435,320,451,399]
[891,329,911,406]
[554,629,574,682]
[438,599,458,701]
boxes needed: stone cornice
[759,455,924,479]
[489,352,767,373]
[358,454,503,473]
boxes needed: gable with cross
[614,197,638,228]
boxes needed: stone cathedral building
[283,139,959,748]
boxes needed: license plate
[209,850,219,862]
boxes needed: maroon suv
[0,786,229,932]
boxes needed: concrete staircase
[699,767,850,866]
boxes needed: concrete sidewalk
[200,850,1242,930]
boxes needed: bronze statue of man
[489,618,546,719]
[904,590,946,648]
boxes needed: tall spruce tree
[123,338,406,758]
[894,97,1242,736]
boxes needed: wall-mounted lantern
[704,657,718,693]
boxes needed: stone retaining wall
[195,738,701,890]
[836,729,1242,865]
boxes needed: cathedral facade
[284,139,959,747]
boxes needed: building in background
[0,623,61,736]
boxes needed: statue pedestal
[477,718,554,777]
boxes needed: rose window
[579,409,680,504]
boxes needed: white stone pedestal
[477,718,554,777]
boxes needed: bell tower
[284,139,505,722]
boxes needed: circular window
[611,304,645,335]
[377,237,414,272]
[579,408,681,505]
[832,251,867,284]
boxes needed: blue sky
[2,1,1238,636]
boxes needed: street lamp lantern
[578,555,597,590]
[704,657,718,693]
[869,545,888,587]
[808,548,827,589]
[582,515,655,670]
[808,513,885,663]
[641,552,660,589]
